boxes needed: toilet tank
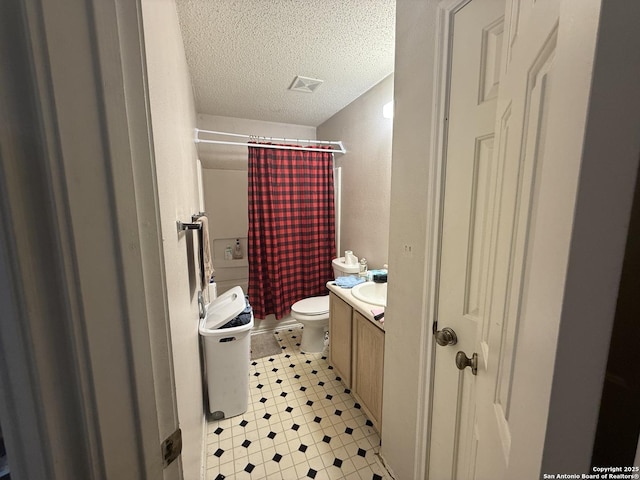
[332,257,360,279]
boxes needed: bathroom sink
[351,281,387,307]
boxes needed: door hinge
[162,428,182,468]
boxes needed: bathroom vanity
[327,283,385,433]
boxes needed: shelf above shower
[215,258,249,268]
[212,237,248,269]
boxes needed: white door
[473,0,560,476]
[429,1,506,478]
[430,0,589,478]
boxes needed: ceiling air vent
[289,76,324,93]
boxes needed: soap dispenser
[359,258,368,277]
[232,238,243,259]
[224,244,233,260]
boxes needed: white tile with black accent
[205,326,391,480]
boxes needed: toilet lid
[291,296,330,315]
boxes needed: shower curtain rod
[194,128,346,154]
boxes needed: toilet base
[299,320,329,353]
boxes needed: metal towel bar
[176,212,207,233]
[177,221,201,231]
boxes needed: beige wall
[382,1,438,478]
[142,1,204,478]
[202,168,249,295]
[317,75,394,269]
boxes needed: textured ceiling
[175,0,395,127]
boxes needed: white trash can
[199,285,254,419]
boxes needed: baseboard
[251,316,301,335]
[200,412,207,480]
[377,452,399,480]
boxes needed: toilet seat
[291,296,330,353]
[292,312,329,322]
[291,296,329,316]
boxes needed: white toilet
[290,257,360,353]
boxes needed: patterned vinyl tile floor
[204,326,392,480]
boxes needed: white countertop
[326,281,385,331]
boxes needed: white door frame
[413,1,480,478]
[0,0,180,478]
[414,0,640,478]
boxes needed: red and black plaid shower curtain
[247,144,336,319]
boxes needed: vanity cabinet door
[352,311,384,431]
[329,293,352,388]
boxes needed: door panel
[430,0,570,479]
[475,4,559,475]
[329,293,353,388]
[429,1,505,478]
[353,312,385,429]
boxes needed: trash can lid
[201,286,246,331]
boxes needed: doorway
[383,1,637,471]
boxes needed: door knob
[455,351,478,375]
[434,327,458,346]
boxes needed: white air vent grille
[289,76,324,93]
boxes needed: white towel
[199,215,214,290]
[334,276,365,288]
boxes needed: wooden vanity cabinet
[352,311,384,430]
[328,291,385,432]
[329,293,353,388]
